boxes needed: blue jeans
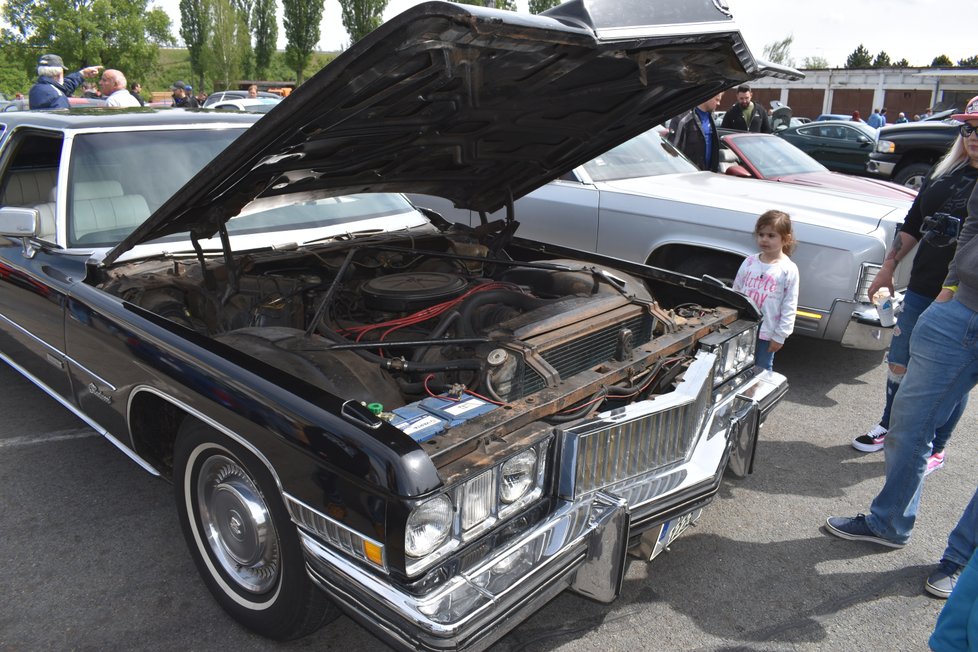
[943,490,978,568]
[866,298,978,543]
[880,289,966,453]
[755,338,775,371]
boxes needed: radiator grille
[515,313,652,398]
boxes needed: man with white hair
[99,69,141,107]
[28,54,101,110]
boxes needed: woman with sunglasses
[850,97,978,471]
[827,97,978,599]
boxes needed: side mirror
[724,164,753,178]
[0,206,39,237]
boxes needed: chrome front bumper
[299,366,788,652]
[840,303,895,350]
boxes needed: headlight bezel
[698,319,758,386]
[404,438,551,577]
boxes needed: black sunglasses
[960,123,978,138]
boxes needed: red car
[720,131,917,200]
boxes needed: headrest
[72,180,124,200]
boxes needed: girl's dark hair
[755,210,796,255]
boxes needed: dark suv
[866,110,958,190]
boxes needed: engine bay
[99,233,736,441]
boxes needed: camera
[921,212,961,247]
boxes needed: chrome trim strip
[0,351,159,476]
[0,312,117,389]
[284,493,388,572]
[595,21,738,41]
[126,385,288,493]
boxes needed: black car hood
[104,0,801,265]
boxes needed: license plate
[648,508,702,560]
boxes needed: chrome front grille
[558,352,715,501]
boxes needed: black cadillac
[0,1,795,649]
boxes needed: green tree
[210,0,250,90]
[452,0,518,10]
[932,54,953,67]
[894,58,910,68]
[252,0,277,78]
[845,44,872,68]
[762,35,794,67]
[959,55,978,67]
[528,0,561,12]
[340,0,389,45]
[283,0,325,83]
[802,55,829,69]
[0,53,31,98]
[872,51,891,68]
[181,0,212,90]
[2,0,173,83]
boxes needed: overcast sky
[151,0,975,69]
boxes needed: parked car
[414,129,913,352]
[866,117,958,190]
[775,120,881,175]
[202,97,281,113]
[0,1,792,650]
[720,131,917,200]
[815,113,852,121]
[201,89,283,107]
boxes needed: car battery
[391,393,498,442]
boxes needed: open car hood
[104,0,802,265]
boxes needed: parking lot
[2,334,973,651]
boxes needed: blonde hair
[930,132,971,180]
[755,210,796,255]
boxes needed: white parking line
[0,427,98,448]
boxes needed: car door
[0,131,73,397]
[834,125,875,175]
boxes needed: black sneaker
[824,514,906,548]
[925,559,963,598]
[852,424,887,452]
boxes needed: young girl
[733,210,800,371]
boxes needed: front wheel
[893,162,932,191]
[174,419,336,640]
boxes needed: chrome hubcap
[197,454,281,594]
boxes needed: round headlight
[500,450,537,504]
[405,495,453,558]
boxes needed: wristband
[942,285,958,293]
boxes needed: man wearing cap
[29,54,102,110]
[171,81,199,108]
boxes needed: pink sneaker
[925,451,946,477]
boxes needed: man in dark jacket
[170,80,199,108]
[668,93,724,172]
[720,84,771,133]
[28,54,102,110]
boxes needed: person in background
[247,84,258,98]
[826,97,978,602]
[28,54,101,110]
[129,82,145,106]
[99,69,141,108]
[170,80,199,108]
[196,90,208,105]
[732,210,799,371]
[720,84,771,133]
[667,93,724,172]
[897,112,910,123]
[851,110,865,122]
[14,92,23,100]
[868,108,885,129]
[851,99,978,474]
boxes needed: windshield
[66,128,416,248]
[582,130,698,181]
[730,136,827,176]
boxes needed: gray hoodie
[945,180,978,311]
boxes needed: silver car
[413,129,913,350]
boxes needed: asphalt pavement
[1,335,972,651]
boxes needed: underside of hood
[105,0,802,265]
